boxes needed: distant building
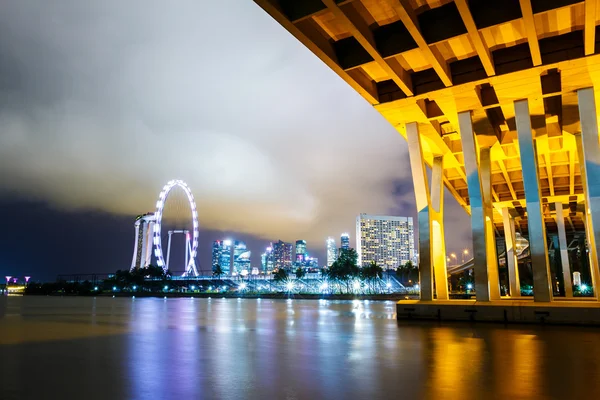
[305,256,319,269]
[233,241,251,274]
[273,240,293,271]
[130,213,156,271]
[356,214,415,269]
[295,240,307,264]
[212,240,233,274]
[326,237,337,267]
[261,244,275,273]
[340,233,350,250]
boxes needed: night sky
[0,0,471,281]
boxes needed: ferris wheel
[153,180,199,277]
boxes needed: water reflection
[1,296,600,400]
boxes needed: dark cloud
[0,0,470,276]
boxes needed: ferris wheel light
[152,179,199,277]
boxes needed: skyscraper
[356,214,415,269]
[233,241,251,274]
[295,240,307,264]
[212,240,233,275]
[273,240,293,271]
[261,244,275,273]
[340,233,350,250]
[326,237,337,267]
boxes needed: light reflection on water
[1,296,600,399]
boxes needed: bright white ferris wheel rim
[153,180,199,274]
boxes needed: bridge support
[555,203,574,297]
[502,207,521,297]
[576,87,600,297]
[458,111,500,301]
[406,122,448,301]
[515,99,553,302]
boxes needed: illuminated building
[273,240,293,271]
[130,213,156,271]
[305,256,319,269]
[326,237,337,267]
[233,241,251,274]
[261,245,275,273]
[356,214,415,269]
[295,240,307,264]
[212,240,233,275]
[340,233,350,250]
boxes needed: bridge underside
[255,0,600,302]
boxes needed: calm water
[1,296,599,400]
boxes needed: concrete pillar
[431,156,449,300]
[502,208,521,297]
[458,111,500,301]
[514,99,553,302]
[480,147,501,300]
[406,122,448,300]
[576,87,600,296]
[555,203,574,297]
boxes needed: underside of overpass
[254,0,600,304]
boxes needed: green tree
[295,267,305,280]
[273,268,288,282]
[361,261,384,293]
[395,264,406,285]
[145,264,167,280]
[213,264,224,279]
[326,248,360,293]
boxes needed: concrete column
[502,208,521,297]
[480,147,501,299]
[431,155,449,300]
[458,111,500,301]
[555,203,574,297]
[514,99,552,302]
[576,87,600,296]
[406,122,448,300]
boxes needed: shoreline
[23,292,420,301]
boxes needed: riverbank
[24,292,420,301]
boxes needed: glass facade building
[273,240,293,271]
[261,245,275,273]
[212,240,232,275]
[233,241,251,274]
[340,233,350,250]
[356,214,415,269]
[326,237,337,267]
[295,240,307,264]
